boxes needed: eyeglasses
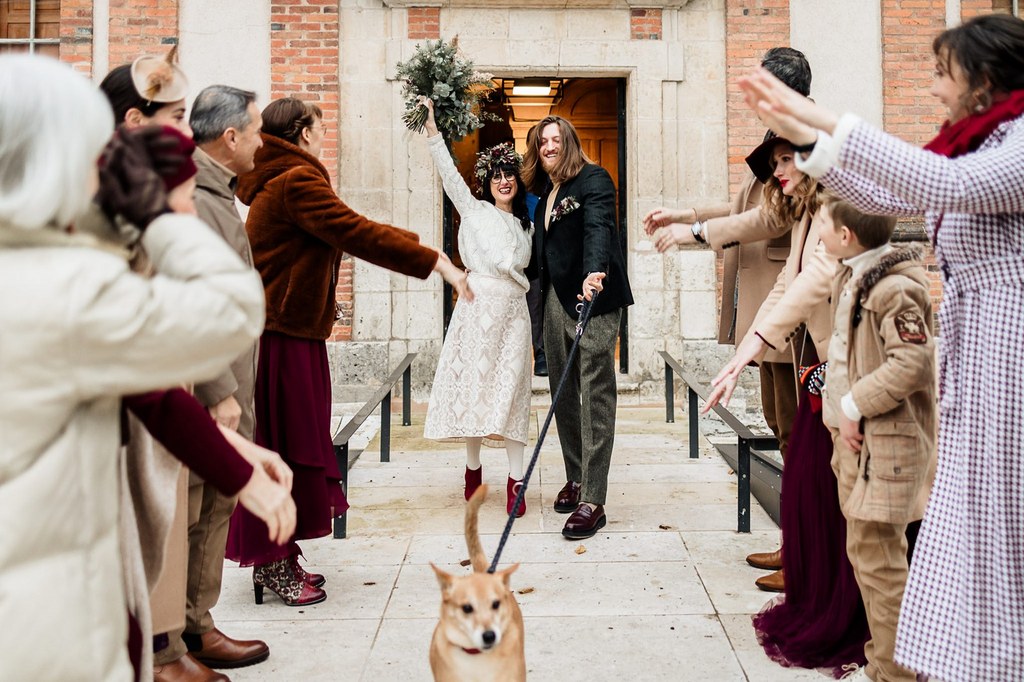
[490,170,516,183]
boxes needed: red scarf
[924,89,1024,158]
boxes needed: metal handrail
[330,352,416,538]
[659,350,778,533]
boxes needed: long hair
[261,97,323,146]
[0,54,114,231]
[761,144,820,231]
[521,116,591,194]
[481,165,531,231]
[933,13,1024,112]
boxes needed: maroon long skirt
[752,386,869,677]
[226,331,348,566]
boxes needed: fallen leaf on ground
[658,524,673,530]
[459,559,471,567]
[574,545,587,555]
[517,587,535,594]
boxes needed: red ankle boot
[506,477,526,517]
[465,466,482,501]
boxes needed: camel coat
[708,206,833,365]
[696,173,792,363]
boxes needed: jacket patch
[895,311,927,344]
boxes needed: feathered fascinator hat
[130,45,189,105]
[473,142,522,195]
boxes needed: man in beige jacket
[154,85,269,680]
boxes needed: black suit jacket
[526,163,633,318]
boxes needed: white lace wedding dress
[422,134,533,445]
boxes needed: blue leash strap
[488,289,601,574]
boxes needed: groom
[523,115,633,540]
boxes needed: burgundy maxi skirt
[226,331,348,566]
[752,386,869,677]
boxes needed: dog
[430,485,526,682]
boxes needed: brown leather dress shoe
[746,547,783,571]
[561,503,606,539]
[554,481,581,513]
[153,653,229,682]
[755,568,785,593]
[187,628,269,669]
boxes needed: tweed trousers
[543,287,621,505]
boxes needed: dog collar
[462,648,483,655]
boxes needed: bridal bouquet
[395,35,497,142]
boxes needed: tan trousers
[759,361,797,460]
[155,471,238,664]
[834,442,916,682]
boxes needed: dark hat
[745,131,792,184]
[154,126,197,191]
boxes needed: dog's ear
[430,562,454,592]
[496,562,520,587]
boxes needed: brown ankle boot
[746,547,783,570]
[755,568,785,593]
[464,465,482,501]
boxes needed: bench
[659,350,780,532]
[330,352,416,539]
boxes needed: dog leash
[488,289,601,574]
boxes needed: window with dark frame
[0,0,61,58]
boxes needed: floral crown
[473,142,522,195]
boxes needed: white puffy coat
[0,213,265,681]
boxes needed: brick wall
[59,0,93,75]
[630,8,662,40]
[880,0,947,145]
[724,0,790,192]
[107,0,179,71]
[962,0,1014,18]
[408,7,440,40]
[269,1,350,340]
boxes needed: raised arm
[419,97,478,216]
[834,114,1024,215]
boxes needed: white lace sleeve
[427,134,479,216]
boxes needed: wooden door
[0,0,60,57]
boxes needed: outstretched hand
[434,250,474,302]
[738,68,838,142]
[642,207,692,236]
[702,333,768,413]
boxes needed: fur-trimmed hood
[855,243,927,300]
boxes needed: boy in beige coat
[819,196,936,682]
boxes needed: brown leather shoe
[755,569,785,593]
[187,628,269,669]
[561,503,606,539]
[153,653,229,681]
[554,480,581,513]
[746,547,783,571]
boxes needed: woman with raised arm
[740,13,1024,682]
[417,97,535,517]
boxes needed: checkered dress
[820,114,1024,682]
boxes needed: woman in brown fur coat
[227,97,471,606]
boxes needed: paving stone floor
[212,405,830,681]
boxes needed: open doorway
[441,77,629,373]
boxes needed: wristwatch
[691,221,706,244]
